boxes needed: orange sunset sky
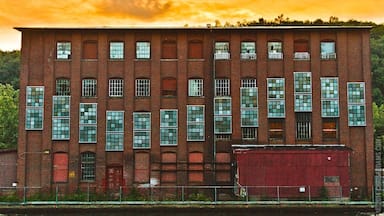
[0,0,383,51]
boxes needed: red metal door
[106,166,123,191]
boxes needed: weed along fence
[0,185,351,204]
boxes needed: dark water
[0,207,375,216]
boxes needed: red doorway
[106,166,123,192]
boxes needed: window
[294,72,312,112]
[267,78,285,118]
[133,112,151,148]
[57,42,71,59]
[160,109,178,145]
[321,78,339,117]
[321,41,336,59]
[79,103,97,143]
[268,42,283,59]
[82,40,98,59]
[109,42,124,59]
[136,42,150,59]
[241,42,256,60]
[188,152,204,183]
[241,79,258,127]
[214,42,230,60]
[296,112,311,141]
[188,40,203,59]
[347,82,366,126]
[81,152,96,181]
[162,77,177,96]
[294,40,310,60]
[53,153,68,183]
[188,79,203,96]
[162,41,177,59]
[109,78,123,97]
[323,118,338,140]
[135,79,150,97]
[82,79,97,97]
[56,78,70,96]
[215,79,230,96]
[106,111,124,151]
[214,98,232,134]
[242,127,257,140]
[25,86,44,130]
[269,119,284,142]
[187,105,205,141]
[52,96,70,140]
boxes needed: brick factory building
[15,26,373,199]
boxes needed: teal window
[268,42,283,59]
[347,82,366,126]
[214,98,232,134]
[136,42,150,59]
[52,96,70,140]
[187,105,205,141]
[79,103,97,143]
[81,152,95,181]
[188,79,203,97]
[321,41,336,59]
[241,79,258,127]
[109,42,124,59]
[267,78,285,118]
[241,42,256,60]
[321,78,339,117]
[26,86,44,130]
[133,112,151,148]
[294,72,312,112]
[57,42,71,59]
[106,111,124,151]
[160,110,178,145]
[56,78,70,96]
[214,42,230,60]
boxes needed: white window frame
[215,79,230,96]
[52,96,70,140]
[160,109,178,146]
[240,42,256,60]
[133,112,151,149]
[82,79,97,97]
[214,42,230,60]
[135,79,151,97]
[106,111,124,151]
[109,41,124,59]
[25,86,44,130]
[188,79,203,97]
[268,42,283,59]
[136,41,151,59]
[79,103,97,143]
[57,42,71,59]
[187,105,205,141]
[109,78,123,97]
[321,41,336,59]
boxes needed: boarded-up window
[294,40,309,52]
[162,77,177,96]
[161,152,177,183]
[322,118,338,140]
[188,152,203,182]
[162,41,177,59]
[135,153,150,183]
[269,119,284,142]
[83,41,98,59]
[188,41,203,59]
[53,153,68,183]
[215,153,231,182]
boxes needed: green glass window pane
[241,109,258,127]
[53,96,70,117]
[214,116,232,133]
[294,72,311,93]
[26,86,44,107]
[348,105,366,126]
[79,104,97,124]
[241,88,258,108]
[133,113,151,130]
[110,42,124,59]
[79,125,97,142]
[136,42,150,59]
[322,100,339,117]
[160,128,177,145]
[133,131,150,148]
[160,110,177,127]
[52,118,70,140]
[214,98,231,115]
[187,106,204,122]
[268,100,285,118]
[267,79,284,99]
[106,133,124,151]
[187,106,204,141]
[106,111,124,132]
[295,94,312,112]
[348,83,365,103]
[321,78,338,99]
[26,108,43,129]
[187,124,204,141]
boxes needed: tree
[0,84,19,149]
[0,50,20,89]
[373,103,384,136]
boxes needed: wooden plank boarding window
[322,118,338,140]
[162,77,177,96]
[82,41,97,59]
[269,119,284,143]
[188,41,203,59]
[162,41,177,59]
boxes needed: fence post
[246,186,249,202]
[308,186,311,202]
[150,186,153,201]
[181,186,184,201]
[87,183,90,202]
[56,185,59,203]
[23,187,26,203]
[277,186,280,202]
[214,187,217,202]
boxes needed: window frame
[295,112,312,141]
[108,78,124,97]
[55,78,70,96]
[215,79,230,96]
[25,86,44,130]
[56,41,71,60]
[240,41,256,60]
[52,96,70,140]
[347,82,366,126]
[79,103,97,143]
[135,78,151,97]
[188,79,204,97]
[109,41,124,60]
[214,42,230,60]
[268,118,285,142]
[160,109,178,146]
[82,79,97,97]
[80,152,96,182]
[187,105,205,141]
[268,41,283,59]
[133,112,151,149]
[106,111,124,151]
[136,41,151,59]
[267,78,285,118]
[322,118,338,140]
[320,41,336,60]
